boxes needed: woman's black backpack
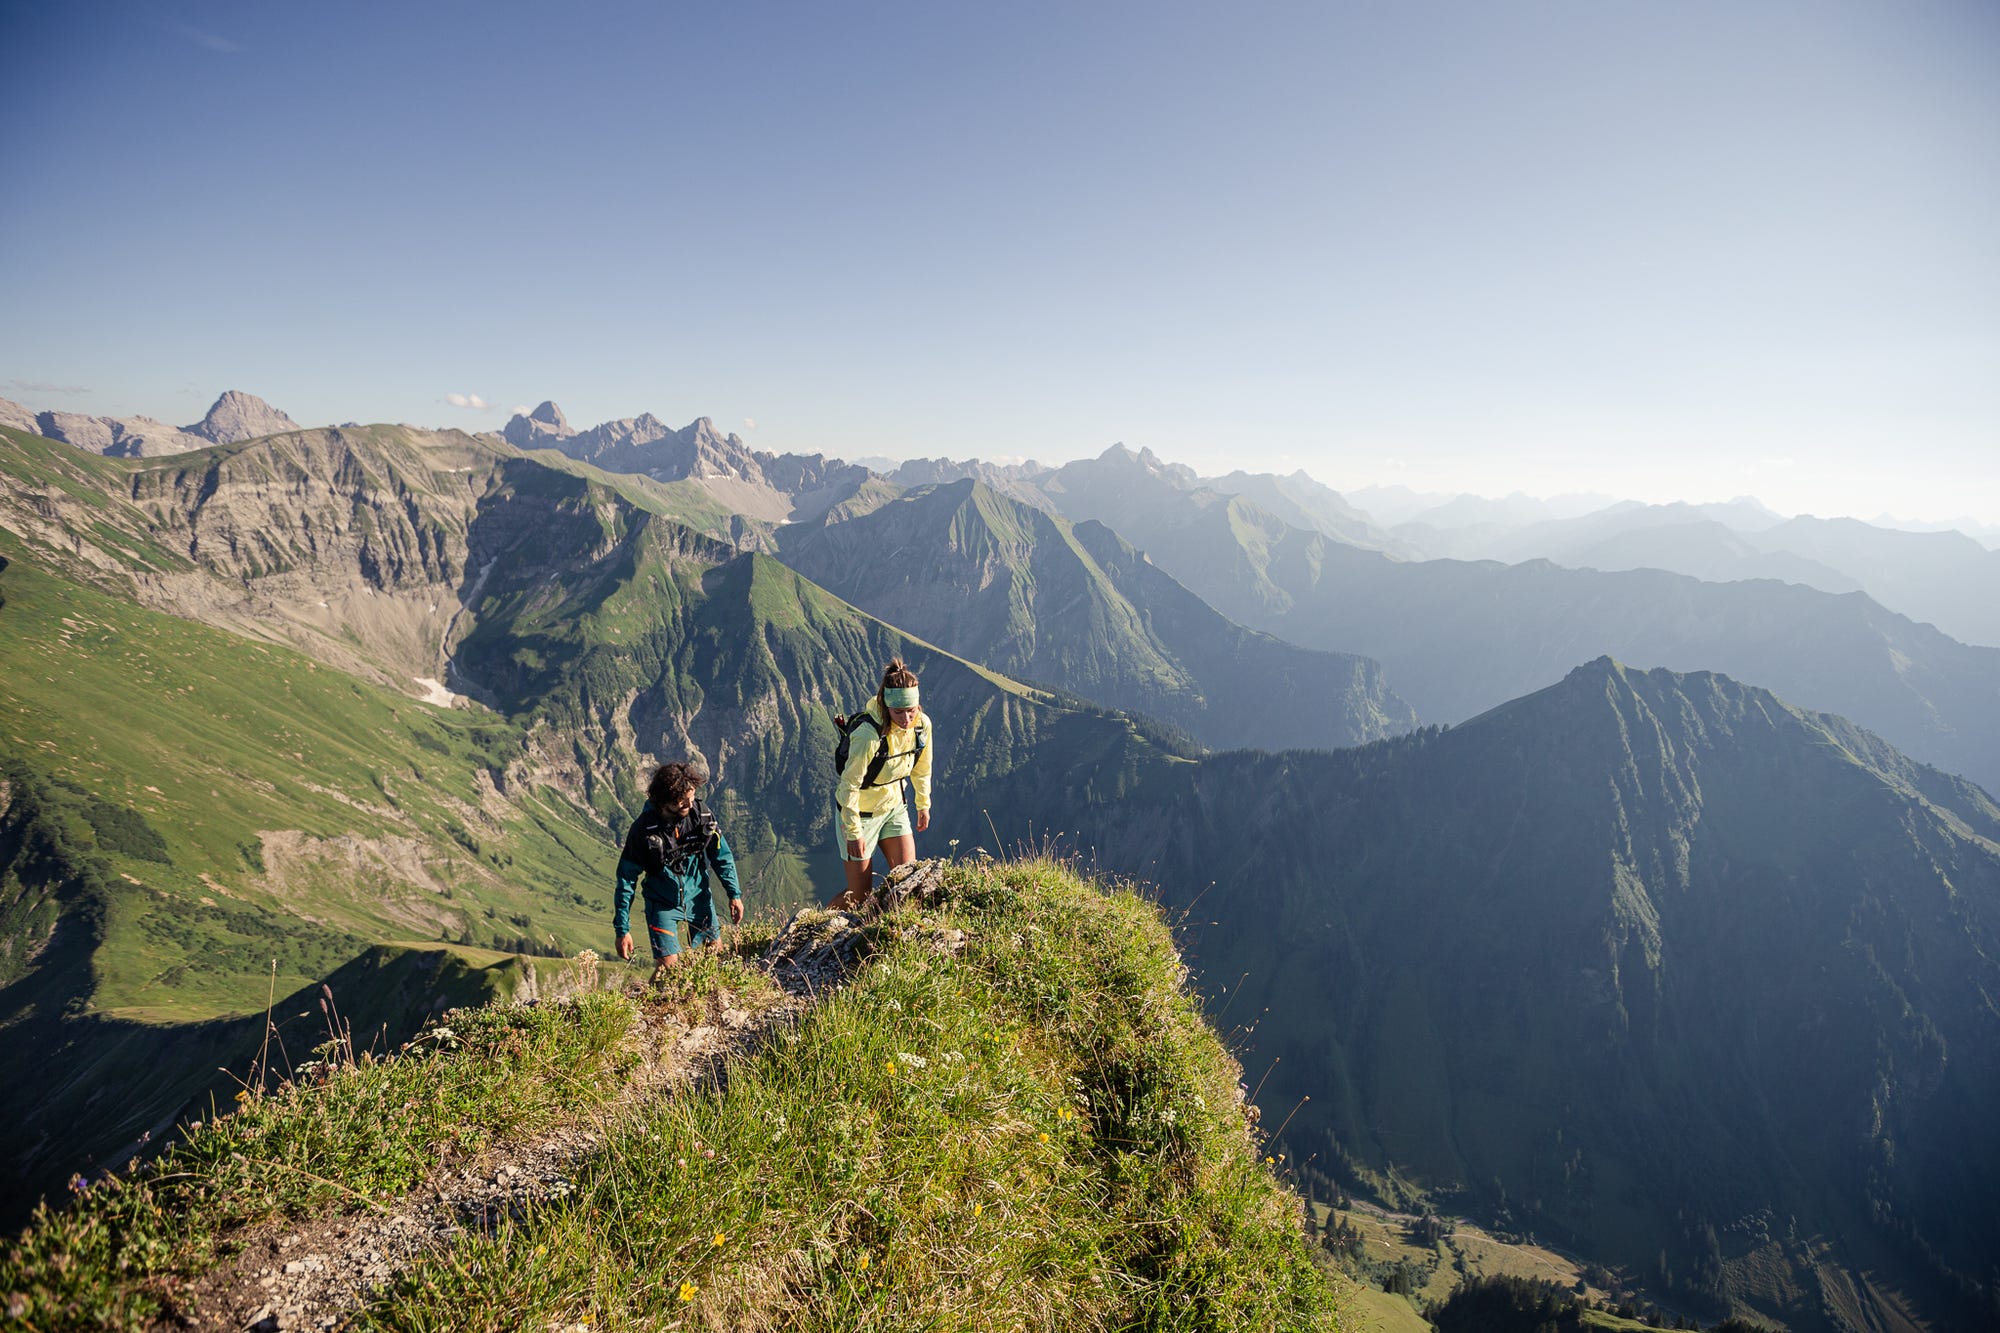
[832,708,925,788]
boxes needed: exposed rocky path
[163,863,947,1333]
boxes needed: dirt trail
[163,867,947,1333]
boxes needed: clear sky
[3,0,1995,523]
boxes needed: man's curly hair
[647,762,704,809]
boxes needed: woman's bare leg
[837,852,875,907]
[880,833,917,868]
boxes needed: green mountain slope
[1041,445,2000,795]
[773,477,1416,751]
[999,659,2000,1332]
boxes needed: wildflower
[973,1202,983,1218]
[857,1253,871,1273]
[1265,1156,1275,1165]
[677,1157,688,1169]
[1039,1132,1050,1144]
[886,1060,896,1074]
[234,1089,250,1102]
[678,1280,697,1303]
[713,1231,726,1247]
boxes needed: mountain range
[772,477,1415,751]
[0,390,300,457]
[996,658,2000,1332]
[6,397,2000,1329]
[1008,444,2000,795]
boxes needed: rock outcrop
[187,389,300,444]
[502,400,576,449]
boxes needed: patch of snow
[414,677,461,707]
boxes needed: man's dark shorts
[640,886,718,960]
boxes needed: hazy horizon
[3,1,1994,526]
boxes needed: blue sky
[3,0,1995,522]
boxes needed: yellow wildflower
[973,1202,983,1217]
[886,1060,896,1074]
[678,1280,697,1303]
[857,1252,871,1272]
[234,1090,250,1102]
[1039,1132,1050,1143]
[712,1231,726,1247]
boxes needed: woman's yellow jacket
[834,698,934,843]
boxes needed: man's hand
[616,932,634,961]
[729,898,745,925]
[847,839,863,861]
[915,809,930,833]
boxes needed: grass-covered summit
[2,858,1338,1331]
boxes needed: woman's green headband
[883,686,919,709]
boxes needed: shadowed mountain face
[995,658,2000,1333]
[1035,446,2000,795]
[773,478,1416,752]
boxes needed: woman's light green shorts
[835,799,912,862]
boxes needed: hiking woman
[832,658,934,909]
[613,761,743,976]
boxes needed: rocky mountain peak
[188,390,301,445]
[504,401,576,448]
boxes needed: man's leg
[644,900,684,979]
[688,886,720,950]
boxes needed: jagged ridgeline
[772,476,1417,752]
[1039,444,2000,795]
[1000,658,2000,1333]
[0,423,1182,1220]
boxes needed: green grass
[365,859,1335,1331]
[2,859,1340,1331]
[0,548,612,1018]
[0,992,635,1328]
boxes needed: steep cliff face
[775,478,1417,751]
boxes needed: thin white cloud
[169,21,244,53]
[444,393,490,410]
[743,416,758,431]
[511,404,532,418]
[8,379,90,396]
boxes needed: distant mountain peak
[504,401,576,448]
[186,390,300,445]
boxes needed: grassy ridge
[2,859,1338,1331]
[371,859,1333,1331]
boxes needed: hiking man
[614,761,743,975]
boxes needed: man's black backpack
[640,800,719,876]
[832,707,925,789]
